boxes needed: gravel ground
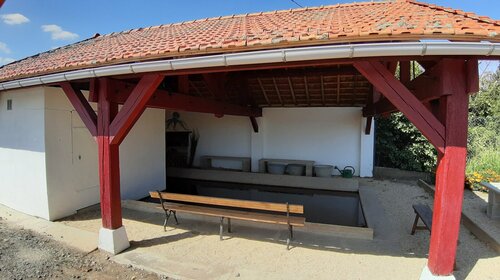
[0,218,163,280]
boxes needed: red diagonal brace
[354,61,445,154]
[109,74,164,145]
[60,82,97,137]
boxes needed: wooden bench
[411,204,433,234]
[150,191,305,249]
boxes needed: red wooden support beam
[399,61,411,85]
[354,61,445,153]
[108,79,262,117]
[96,78,122,229]
[89,79,98,102]
[60,82,97,137]
[109,74,164,145]
[466,58,479,94]
[427,59,469,276]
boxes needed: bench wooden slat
[150,191,304,214]
[411,204,433,234]
[158,202,306,226]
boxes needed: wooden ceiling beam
[106,78,262,117]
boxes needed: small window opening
[7,99,12,110]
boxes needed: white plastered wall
[0,87,50,219]
[167,107,374,177]
[44,87,166,220]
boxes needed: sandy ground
[54,179,500,280]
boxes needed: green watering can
[335,166,355,178]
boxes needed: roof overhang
[1,41,499,91]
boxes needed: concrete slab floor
[57,179,499,280]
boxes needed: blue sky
[0,0,499,72]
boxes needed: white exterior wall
[0,88,50,219]
[168,107,374,177]
[44,87,166,220]
[0,86,165,221]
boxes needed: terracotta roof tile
[1,0,499,82]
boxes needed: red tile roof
[1,0,499,82]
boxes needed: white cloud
[1,13,30,25]
[0,57,15,66]
[0,42,11,54]
[41,24,79,40]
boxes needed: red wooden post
[427,59,470,276]
[96,78,122,229]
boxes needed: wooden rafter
[320,75,325,106]
[287,77,297,105]
[189,80,202,96]
[272,77,283,106]
[336,74,340,105]
[304,76,310,105]
[352,74,357,106]
[257,78,271,106]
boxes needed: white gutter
[1,41,499,91]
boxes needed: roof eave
[1,41,499,91]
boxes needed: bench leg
[172,210,179,225]
[164,211,170,232]
[287,225,293,250]
[219,217,224,241]
[227,218,231,233]
[411,213,420,235]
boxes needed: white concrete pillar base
[98,226,130,254]
[420,265,455,280]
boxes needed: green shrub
[375,113,436,173]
